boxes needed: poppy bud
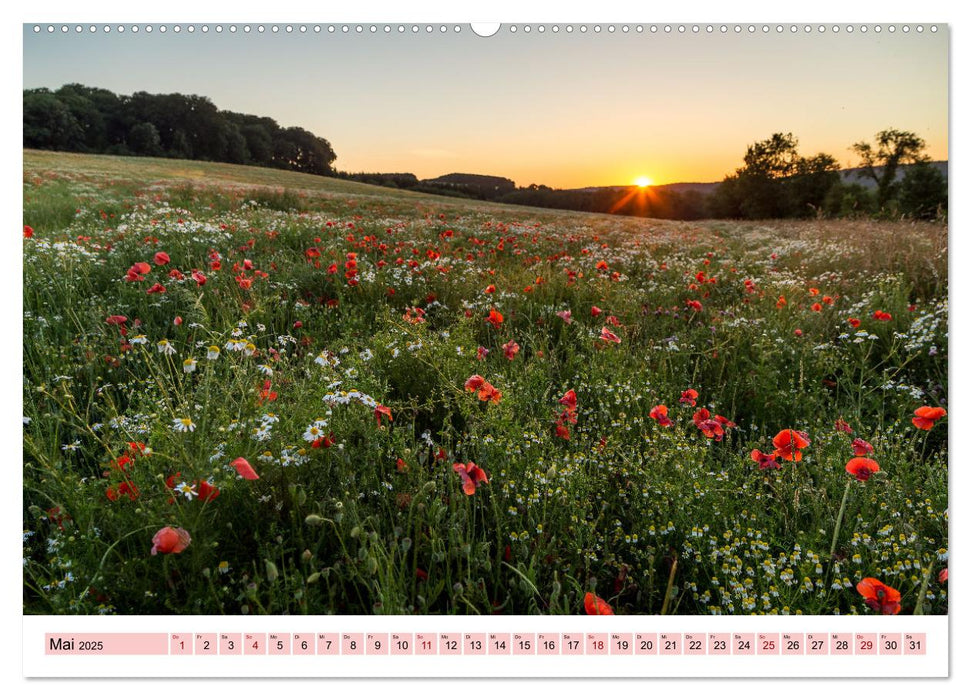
[304,514,324,526]
[265,560,279,582]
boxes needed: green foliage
[823,182,876,218]
[23,84,337,176]
[899,162,947,221]
[128,122,162,156]
[852,129,929,208]
[714,133,841,219]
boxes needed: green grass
[23,150,948,616]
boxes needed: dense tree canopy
[710,133,841,219]
[23,84,337,176]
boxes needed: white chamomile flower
[174,481,198,501]
[172,417,196,433]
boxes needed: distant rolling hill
[570,160,948,196]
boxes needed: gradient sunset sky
[23,24,948,188]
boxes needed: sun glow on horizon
[633,176,653,188]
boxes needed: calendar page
[19,0,953,683]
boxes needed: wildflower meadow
[23,150,948,616]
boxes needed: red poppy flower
[125,262,151,282]
[117,481,139,501]
[453,462,489,495]
[649,404,673,427]
[845,457,880,482]
[872,310,892,321]
[912,406,946,431]
[559,390,577,414]
[478,383,502,404]
[772,429,811,462]
[484,284,496,294]
[751,449,781,470]
[127,442,150,457]
[230,457,260,480]
[697,420,724,440]
[374,404,393,427]
[686,299,703,312]
[465,375,501,403]
[679,389,699,406]
[811,303,823,313]
[555,423,571,440]
[847,317,861,328]
[502,340,520,360]
[556,310,573,324]
[851,438,874,456]
[154,251,170,266]
[191,270,207,286]
[776,296,787,308]
[591,306,602,317]
[939,568,948,584]
[24,225,34,238]
[584,592,614,615]
[715,415,736,429]
[110,454,134,473]
[596,260,609,271]
[196,480,220,502]
[486,308,504,329]
[856,577,901,615]
[834,418,853,434]
[151,526,191,555]
[598,327,620,344]
[693,408,726,440]
[146,283,166,295]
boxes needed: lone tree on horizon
[851,128,929,207]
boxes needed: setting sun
[633,176,653,188]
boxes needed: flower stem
[829,480,853,564]
[913,559,934,615]
[660,556,678,615]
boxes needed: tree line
[709,130,946,221]
[23,84,337,176]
